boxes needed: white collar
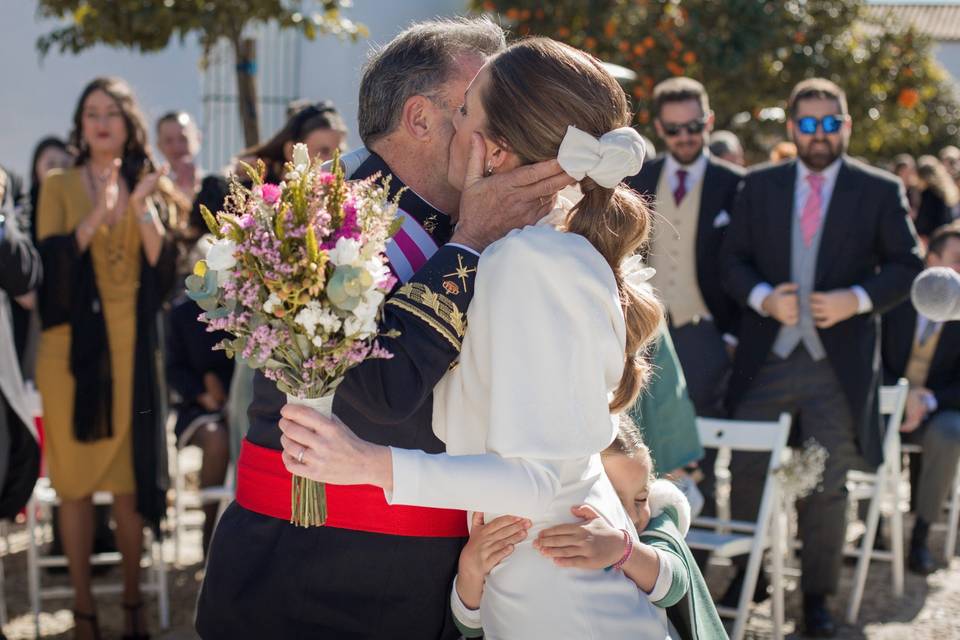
[797,156,842,185]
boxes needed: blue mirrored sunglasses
[795,115,845,135]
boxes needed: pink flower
[259,183,282,205]
[318,172,335,186]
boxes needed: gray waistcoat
[772,206,827,361]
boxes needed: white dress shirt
[664,150,709,194]
[748,158,873,315]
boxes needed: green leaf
[200,204,222,238]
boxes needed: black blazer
[882,301,960,411]
[722,157,923,466]
[914,188,953,238]
[627,155,745,336]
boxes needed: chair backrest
[879,380,909,462]
[696,413,793,454]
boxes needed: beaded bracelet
[604,529,634,572]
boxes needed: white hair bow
[622,254,656,292]
[557,125,646,189]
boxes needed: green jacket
[629,330,703,475]
[641,481,728,640]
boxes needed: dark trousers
[671,319,731,532]
[729,348,866,595]
[669,318,731,418]
[196,502,466,639]
[904,409,960,524]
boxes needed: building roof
[865,3,960,42]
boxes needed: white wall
[0,0,464,180]
[934,41,960,87]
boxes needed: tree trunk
[233,36,260,148]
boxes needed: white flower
[292,143,311,172]
[329,237,362,267]
[295,301,342,338]
[344,315,377,338]
[206,238,238,286]
[364,257,391,285]
[353,290,384,322]
[263,292,282,314]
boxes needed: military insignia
[423,214,438,234]
[442,280,460,295]
[443,254,477,294]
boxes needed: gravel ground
[0,515,956,639]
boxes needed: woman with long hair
[235,100,348,182]
[35,76,179,640]
[278,39,669,637]
[915,154,960,240]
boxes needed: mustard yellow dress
[35,167,141,499]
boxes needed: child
[452,417,725,639]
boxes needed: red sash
[236,439,468,537]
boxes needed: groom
[196,17,571,639]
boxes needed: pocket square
[713,210,731,228]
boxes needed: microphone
[910,267,960,321]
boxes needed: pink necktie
[673,169,688,205]
[801,173,825,247]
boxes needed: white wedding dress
[387,213,669,639]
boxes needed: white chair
[845,380,909,624]
[169,416,235,565]
[686,413,792,640]
[899,441,960,562]
[25,478,170,638]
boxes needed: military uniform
[196,152,478,639]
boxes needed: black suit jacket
[627,154,744,336]
[882,301,960,411]
[722,157,923,466]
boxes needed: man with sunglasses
[722,78,922,637]
[628,77,744,419]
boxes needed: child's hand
[456,513,530,609]
[534,505,627,569]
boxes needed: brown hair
[482,38,663,412]
[241,101,348,169]
[70,76,156,191]
[788,77,848,117]
[928,221,960,256]
[652,77,710,119]
[604,415,656,482]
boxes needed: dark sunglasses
[660,118,708,137]
[795,115,846,135]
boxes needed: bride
[279,37,667,638]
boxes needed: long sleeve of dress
[388,226,625,518]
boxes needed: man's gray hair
[358,17,506,145]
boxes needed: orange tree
[473,0,960,161]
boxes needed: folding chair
[686,413,792,640]
[845,380,909,624]
[168,408,235,566]
[25,478,169,638]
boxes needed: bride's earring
[485,163,493,177]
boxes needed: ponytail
[567,180,663,412]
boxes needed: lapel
[769,161,797,284]
[815,158,860,286]
[695,161,719,257]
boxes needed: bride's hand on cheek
[279,404,393,490]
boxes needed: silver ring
[297,448,305,464]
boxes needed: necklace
[84,164,135,286]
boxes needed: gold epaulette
[386,282,466,351]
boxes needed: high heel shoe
[122,601,150,640]
[72,609,101,640]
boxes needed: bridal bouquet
[186,144,401,526]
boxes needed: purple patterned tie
[673,169,688,205]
